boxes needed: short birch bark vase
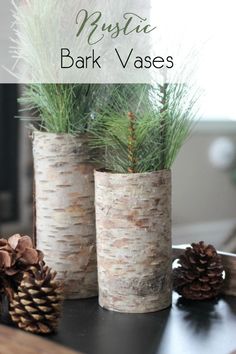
[33,131,97,299]
[95,169,172,313]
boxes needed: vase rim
[32,130,90,139]
[33,130,85,135]
[94,169,171,177]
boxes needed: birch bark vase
[95,170,172,313]
[32,131,97,299]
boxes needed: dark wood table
[48,292,236,354]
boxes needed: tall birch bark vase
[32,131,97,299]
[95,169,172,313]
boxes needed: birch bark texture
[32,132,97,299]
[95,170,172,313]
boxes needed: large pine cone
[9,262,63,334]
[173,242,224,300]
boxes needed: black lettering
[166,56,174,69]
[144,56,152,69]
[153,56,164,69]
[92,49,101,68]
[61,48,74,69]
[115,48,133,68]
[76,57,86,69]
[134,56,143,69]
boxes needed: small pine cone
[9,262,63,334]
[173,242,224,300]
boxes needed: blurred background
[172,126,236,252]
[0,84,236,253]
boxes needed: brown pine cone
[0,239,14,270]
[173,242,224,300]
[0,234,43,277]
[9,262,63,334]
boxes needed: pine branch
[89,83,199,173]
[19,84,109,134]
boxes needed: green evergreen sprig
[89,83,199,173]
[19,84,105,134]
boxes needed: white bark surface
[33,132,97,299]
[95,170,172,313]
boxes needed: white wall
[172,122,236,250]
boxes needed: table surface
[46,292,236,354]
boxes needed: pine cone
[173,242,224,300]
[9,262,63,334]
[0,234,43,277]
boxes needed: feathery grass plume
[89,83,199,173]
[11,0,66,82]
[19,84,107,134]
[11,0,99,83]
[12,0,114,134]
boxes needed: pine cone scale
[24,306,38,313]
[33,298,47,305]
[41,287,53,293]
[31,314,44,321]
[20,299,32,306]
